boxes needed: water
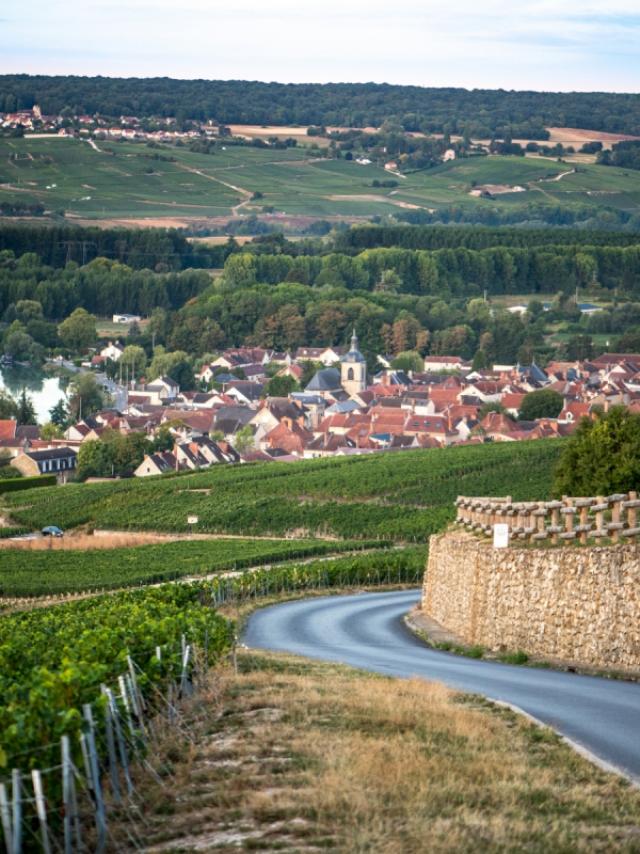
[0,366,68,424]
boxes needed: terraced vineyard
[5,440,562,542]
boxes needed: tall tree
[58,308,97,352]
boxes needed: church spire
[351,327,358,351]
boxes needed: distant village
[2,328,639,482]
[2,104,255,143]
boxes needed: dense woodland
[3,75,640,137]
[599,140,640,171]
[3,223,640,369]
[0,223,228,269]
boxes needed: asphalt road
[243,588,640,783]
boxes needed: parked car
[41,526,64,538]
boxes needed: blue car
[42,526,64,538]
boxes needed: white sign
[187,515,199,526]
[493,523,510,549]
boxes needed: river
[0,365,68,424]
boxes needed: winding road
[244,589,640,783]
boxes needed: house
[11,447,77,482]
[262,421,313,457]
[112,314,141,324]
[224,381,265,405]
[423,356,467,372]
[143,376,179,403]
[100,342,125,362]
[134,451,182,477]
[213,404,256,437]
[295,346,345,367]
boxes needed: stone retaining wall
[422,531,640,672]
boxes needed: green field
[3,137,640,220]
[0,537,378,597]
[5,441,562,543]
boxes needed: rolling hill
[3,136,640,225]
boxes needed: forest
[0,222,228,269]
[4,222,640,368]
[3,75,640,137]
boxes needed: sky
[1,0,639,92]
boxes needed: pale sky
[1,0,639,92]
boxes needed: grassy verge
[105,651,640,853]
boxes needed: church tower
[341,329,367,396]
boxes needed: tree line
[0,251,212,319]
[221,244,640,297]
[336,226,640,252]
[0,223,231,270]
[4,75,640,137]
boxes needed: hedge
[0,474,56,494]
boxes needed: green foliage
[40,421,64,440]
[0,537,378,597]
[391,350,423,373]
[0,583,233,770]
[15,388,36,425]
[5,75,640,137]
[76,431,150,480]
[119,344,147,378]
[49,399,69,427]
[0,526,29,538]
[0,474,56,494]
[58,307,97,351]
[554,407,640,496]
[519,389,564,421]
[210,546,426,604]
[6,440,562,542]
[2,320,43,363]
[265,374,299,397]
[0,390,18,420]
[67,372,106,420]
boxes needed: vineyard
[0,548,422,850]
[0,583,234,773]
[0,537,385,597]
[4,440,562,542]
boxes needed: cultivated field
[4,441,562,542]
[3,136,640,225]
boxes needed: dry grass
[106,652,640,853]
[0,532,172,551]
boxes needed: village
[2,327,639,482]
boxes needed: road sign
[493,524,510,549]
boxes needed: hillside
[5,441,562,542]
[3,137,640,225]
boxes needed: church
[340,329,367,396]
[304,329,367,399]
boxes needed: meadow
[3,136,640,222]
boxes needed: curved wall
[422,530,640,672]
